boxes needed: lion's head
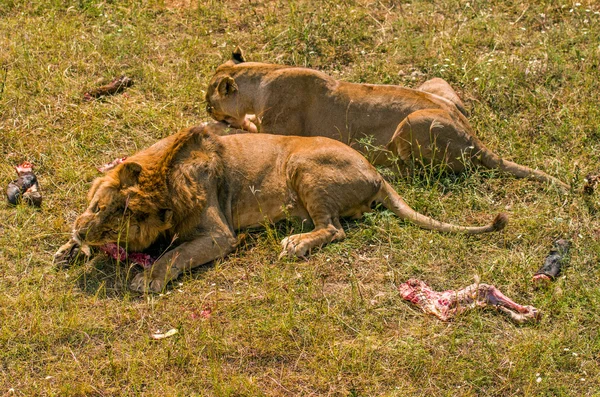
[72,126,224,253]
[73,162,174,252]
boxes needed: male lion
[205,48,569,190]
[54,124,507,293]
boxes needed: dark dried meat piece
[84,76,134,100]
[6,181,21,205]
[533,239,571,282]
[584,173,600,195]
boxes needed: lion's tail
[476,147,570,191]
[376,181,508,234]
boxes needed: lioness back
[206,61,460,149]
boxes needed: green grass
[1,0,600,395]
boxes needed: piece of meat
[533,239,571,282]
[99,243,128,262]
[6,182,21,205]
[6,161,42,207]
[84,76,134,101]
[398,278,540,324]
[240,115,258,133]
[128,252,155,268]
[99,243,155,269]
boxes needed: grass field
[1,0,600,395]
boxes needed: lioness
[54,124,507,293]
[205,48,569,190]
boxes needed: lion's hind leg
[280,146,382,259]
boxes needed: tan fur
[54,124,507,293]
[205,49,568,190]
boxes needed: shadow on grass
[70,222,301,300]
[73,255,217,299]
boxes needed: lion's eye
[91,203,100,213]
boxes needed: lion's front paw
[279,235,310,259]
[130,268,178,293]
[130,271,163,293]
[54,240,91,267]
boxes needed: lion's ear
[119,162,142,188]
[232,46,246,64]
[217,76,238,96]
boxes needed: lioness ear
[119,162,142,188]
[232,46,246,64]
[217,76,238,96]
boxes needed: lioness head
[205,74,240,123]
[205,47,256,129]
[73,162,173,252]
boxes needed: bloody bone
[6,161,42,207]
[533,239,571,282]
[99,243,155,269]
[96,156,127,173]
[399,278,540,324]
[84,76,134,101]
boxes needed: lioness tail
[477,149,570,191]
[377,181,507,234]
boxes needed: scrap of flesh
[6,161,42,207]
[97,156,127,173]
[398,279,540,324]
[99,243,155,269]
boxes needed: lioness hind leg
[280,218,345,259]
[386,109,478,173]
[417,78,468,116]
